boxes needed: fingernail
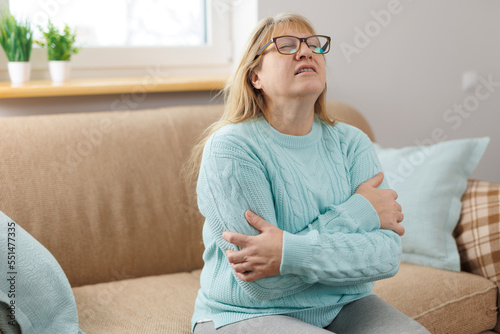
[247,210,255,217]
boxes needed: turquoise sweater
[191,115,401,331]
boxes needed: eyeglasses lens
[275,36,329,55]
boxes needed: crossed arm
[224,171,404,282]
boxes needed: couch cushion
[374,263,497,333]
[454,179,500,332]
[75,264,497,334]
[374,138,490,272]
[73,270,202,334]
[455,179,500,283]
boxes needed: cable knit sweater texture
[191,115,402,331]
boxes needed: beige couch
[0,101,498,334]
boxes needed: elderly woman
[189,12,429,334]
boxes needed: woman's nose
[295,41,313,59]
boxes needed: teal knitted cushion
[0,211,84,334]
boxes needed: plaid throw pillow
[454,179,500,283]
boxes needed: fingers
[221,211,269,247]
[231,261,250,273]
[378,188,398,200]
[226,249,259,281]
[222,211,273,247]
[225,248,261,282]
[391,189,398,200]
[222,231,249,248]
[364,172,384,188]
[245,210,271,232]
[235,270,259,282]
[223,211,283,282]
[393,223,405,236]
[226,249,246,264]
[391,212,405,235]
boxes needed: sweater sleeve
[280,129,402,285]
[300,128,390,235]
[295,126,390,235]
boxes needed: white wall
[258,0,500,183]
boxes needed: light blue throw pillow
[0,211,85,334]
[374,137,490,271]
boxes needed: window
[0,0,257,76]
[10,0,207,48]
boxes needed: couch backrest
[0,101,373,287]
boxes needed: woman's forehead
[271,23,314,37]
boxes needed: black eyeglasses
[255,35,331,59]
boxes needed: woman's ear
[251,71,262,90]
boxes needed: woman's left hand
[222,210,283,282]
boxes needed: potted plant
[36,21,80,83]
[0,12,33,86]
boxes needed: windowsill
[0,73,228,99]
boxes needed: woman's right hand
[355,172,405,236]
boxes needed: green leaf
[37,20,80,61]
[0,11,33,61]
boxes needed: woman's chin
[293,84,325,99]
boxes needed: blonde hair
[184,12,334,185]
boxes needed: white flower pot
[7,62,31,86]
[49,61,71,83]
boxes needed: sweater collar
[254,115,322,149]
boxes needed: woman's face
[251,27,326,107]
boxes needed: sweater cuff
[338,194,380,232]
[280,231,315,277]
[280,194,380,277]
